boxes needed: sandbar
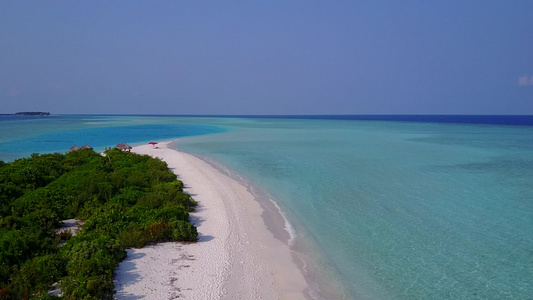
[114,141,309,299]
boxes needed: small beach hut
[80,144,93,150]
[115,142,132,152]
[68,145,81,152]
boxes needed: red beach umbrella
[148,142,158,148]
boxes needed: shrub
[170,221,198,242]
[8,254,66,299]
[61,236,125,300]
[109,186,146,207]
[145,221,172,241]
[117,227,147,248]
[137,181,197,209]
[153,206,189,222]
[32,292,63,300]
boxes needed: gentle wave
[268,198,296,247]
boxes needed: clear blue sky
[1,1,532,115]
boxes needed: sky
[1,1,532,115]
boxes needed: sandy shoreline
[114,141,309,299]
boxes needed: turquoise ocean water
[1,115,532,299]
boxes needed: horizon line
[3,113,533,117]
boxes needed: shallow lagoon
[2,115,532,299]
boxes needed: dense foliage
[0,149,197,299]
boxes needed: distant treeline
[0,149,197,299]
[14,112,51,116]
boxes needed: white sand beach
[114,141,309,299]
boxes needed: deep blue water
[161,114,533,126]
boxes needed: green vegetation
[0,149,197,299]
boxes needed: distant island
[15,111,51,116]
